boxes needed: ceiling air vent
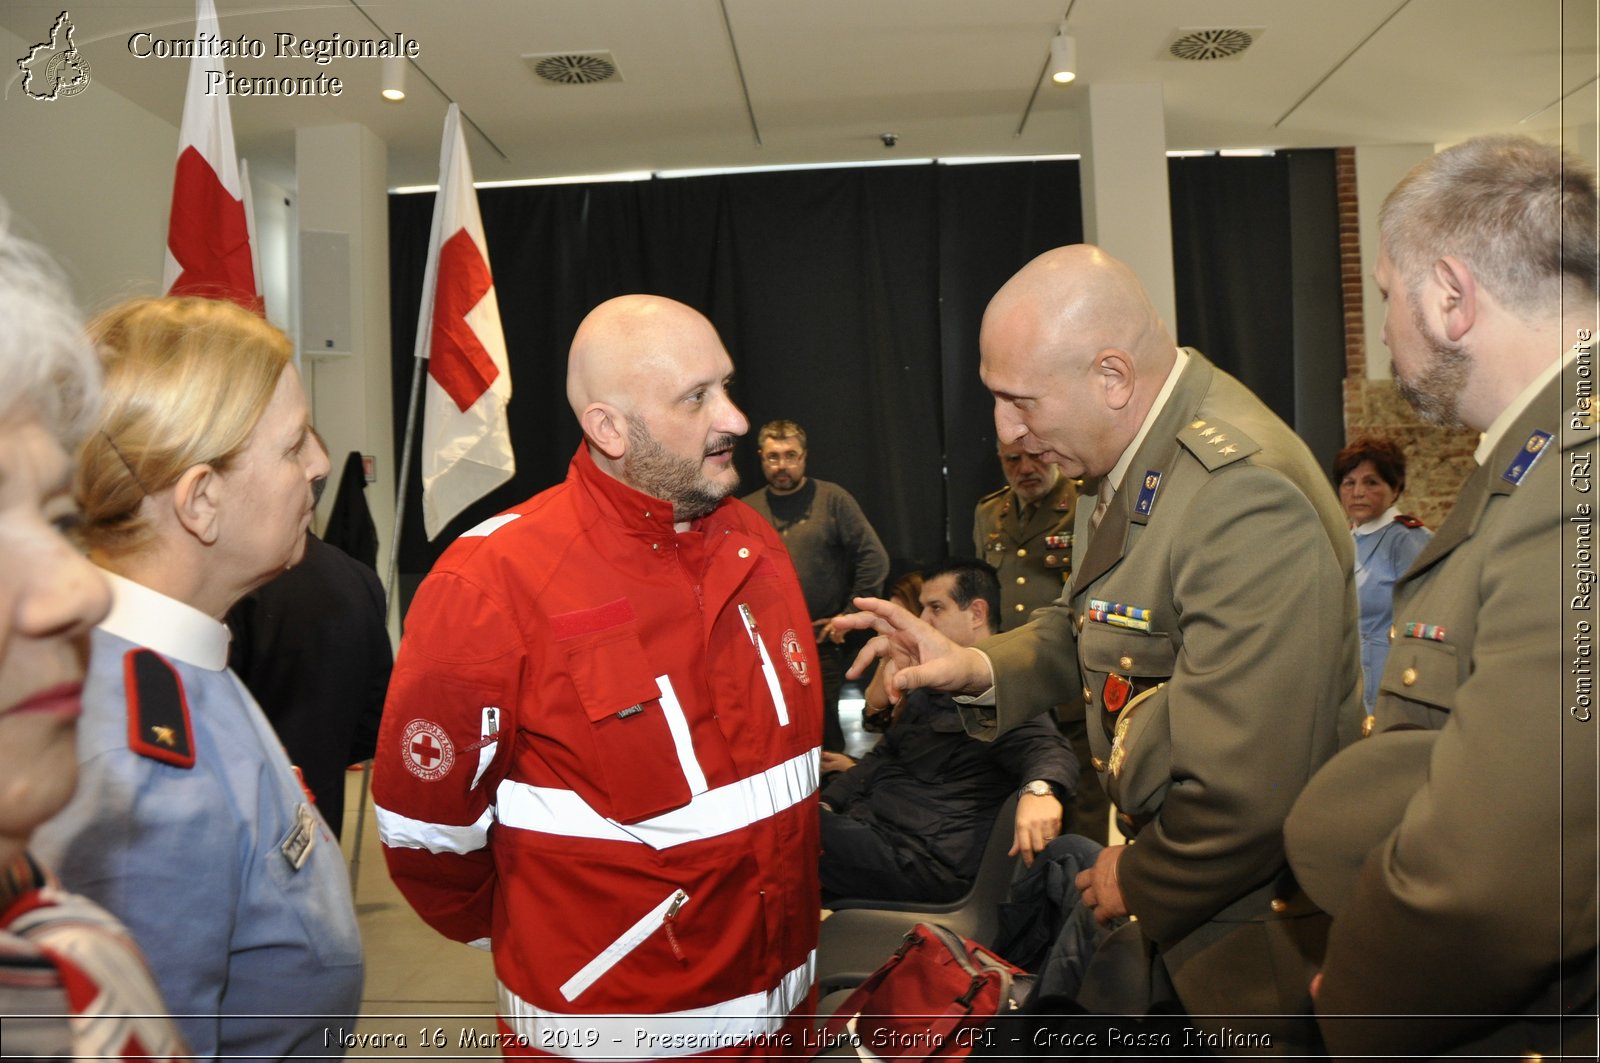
[1166,28,1261,62]
[525,51,621,85]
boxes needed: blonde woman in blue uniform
[1333,436,1430,717]
[33,297,361,1060]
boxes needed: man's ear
[172,464,221,545]
[1097,348,1136,411]
[1431,255,1478,343]
[968,596,991,635]
[581,402,627,461]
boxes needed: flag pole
[384,352,427,621]
[382,101,450,620]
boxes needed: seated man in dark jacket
[819,560,1077,903]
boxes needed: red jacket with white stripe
[374,446,821,1048]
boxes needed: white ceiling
[3,0,1596,189]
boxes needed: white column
[294,123,396,595]
[1354,143,1436,381]
[1078,82,1178,335]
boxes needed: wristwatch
[1020,780,1055,798]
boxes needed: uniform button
[1016,548,1028,558]
[1075,614,1086,634]
[1119,655,1133,670]
[1362,714,1375,738]
[1269,898,1288,914]
[651,543,660,551]
[1045,554,1058,564]
[738,547,750,558]
[1402,667,1418,687]
[1014,603,1025,613]
[1090,756,1107,773]
[1015,576,1026,585]
[644,510,652,519]
[1082,686,1093,704]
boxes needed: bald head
[567,295,723,416]
[979,245,1176,479]
[982,245,1171,379]
[565,295,749,526]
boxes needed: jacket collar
[1404,372,1566,581]
[568,443,733,540]
[1072,351,1216,593]
[98,570,231,671]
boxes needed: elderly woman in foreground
[32,296,362,1060]
[0,215,186,1059]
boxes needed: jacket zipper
[558,889,689,1002]
[738,603,790,726]
[469,706,499,790]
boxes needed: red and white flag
[163,0,258,311]
[415,103,514,539]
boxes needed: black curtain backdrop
[389,152,1341,584]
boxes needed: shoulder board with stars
[123,648,196,769]
[1178,418,1261,471]
[1394,513,1425,528]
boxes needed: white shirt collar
[1108,347,1190,492]
[1473,349,1574,465]
[1352,505,1402,536]
[98,570,231,671]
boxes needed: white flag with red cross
[415,103,515,539]
[163,0,259,312]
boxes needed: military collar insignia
[1133,470,1163,521]
[1501,429,1552,486]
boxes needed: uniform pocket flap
[1079,622,1176,677]
[1379,637,1459,710]
[555,606,663,725]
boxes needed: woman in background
[0,213,186,1060]
[32,296,362,1061]
[1334,436,1432,715]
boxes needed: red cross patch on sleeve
[401,719,456,782]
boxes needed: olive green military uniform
[973,476,1078,625]
[973,476,1109,844]
[1297,373,1597,1060]
[969,350,1363,1049]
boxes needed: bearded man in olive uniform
[973,442,1106,843]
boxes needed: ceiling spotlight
[381,55,406,102]
[1049,27,1077,85]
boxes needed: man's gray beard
[1394,302,1471,427]
[624,419,738,522]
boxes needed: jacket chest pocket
[1377,637,1460,728]
[1078,622,1176,721]
[1078,622,1176,818]
[557,608,702,823]
[737,603,791,727]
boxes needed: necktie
[1090,477,1115,533]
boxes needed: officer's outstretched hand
[835,596,994,703]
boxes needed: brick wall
[1336,146,1476,531]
